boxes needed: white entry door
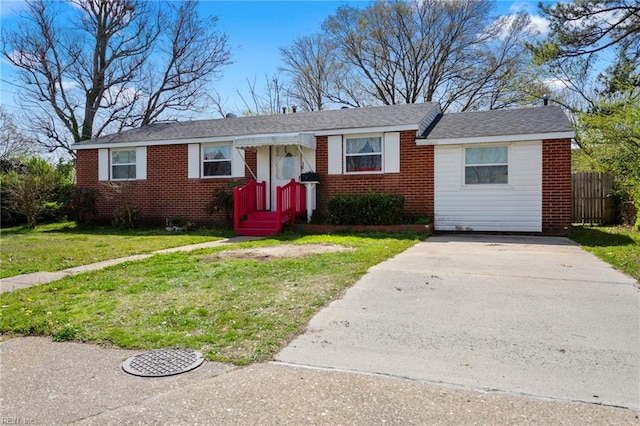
[271,145,301,209]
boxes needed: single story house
[72,102,575,235]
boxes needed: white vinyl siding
[434,142,542,232]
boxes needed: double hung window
[202,145,232,177]
[111,150,136,180]
[465,146,508,184]
[345,136,382,173]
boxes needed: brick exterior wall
[315,131,435,220]
[542,138,572,235]
[76,134,570,234]
[75,145,256,227]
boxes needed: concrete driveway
[277,234,640,410]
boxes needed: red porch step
[235,211,290,236]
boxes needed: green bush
[327,192,405,225]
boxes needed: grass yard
[0,222,232,279]
[570,225,640,281]
[0,232,420,365]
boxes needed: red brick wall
[75,145,256,227]
[542,138,572,235]
[315,131,435,219]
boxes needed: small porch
[232,132,318,236]
[234,179,308,236]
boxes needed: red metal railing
[276,179,306,226]
[234,180,266,232]
[234,179,305,234]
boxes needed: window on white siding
[345,136,382,173]
[111,150,137,180]
[465,146,508,184]
[202,145,232,177]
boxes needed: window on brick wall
[202,144,232,177]
[111,149,137,180]
[464,145,508,184]
[344,136,383,173]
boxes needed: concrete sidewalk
[0,236,259,293]
[0,337,637,425]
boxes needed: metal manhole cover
[122,349,204,377]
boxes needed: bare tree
[282,0,543,111]
[0,107,39,160]
[1,0,231,157]
[279,33,336,111]
[236,74,290,116]
[447,13,547,111]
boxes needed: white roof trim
[314,124,418,136]
[72,136,235,150]
[72,125,421,150]
[416,131,575,146]
[233,132,316,149]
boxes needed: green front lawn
[0,233,420,365]
[0,222,232,279]
[570,225,640,281]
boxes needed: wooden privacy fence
[572,172,615,224]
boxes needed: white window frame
[343,133,384,175]
[110,149,137,181]
[201,143,233,178]
[463,144,509,186]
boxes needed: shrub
[65,187,99,225]
[105,182,141,228]
[2,157,59,228]
[205,180,240,228]
[327,192,405,225]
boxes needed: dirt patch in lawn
[212,243,353,262]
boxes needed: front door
[271,145,301,209]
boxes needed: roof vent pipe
[282,107,286,114]
[292,105,297,113]
[543,94,549,106]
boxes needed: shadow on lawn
[1,222,234,238]
[570,225,636,248]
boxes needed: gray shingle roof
[420,106,574,140]
[75,103,441,146]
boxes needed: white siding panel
[98,149,109,181]
[327,135,342,175]
[256,146,270,209]
[256,146,270,183]
[434,142,542,232]
[300,146,316,174]
[231,147,245,178]
[383,132,400,173]
[136,147,147,180]
[187,144,200,178]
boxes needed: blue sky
[0,0,552,117]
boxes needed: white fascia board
[314,124,418,137]
[72,125,422,150]
[416,131,575,146]
[72,136,235,150]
